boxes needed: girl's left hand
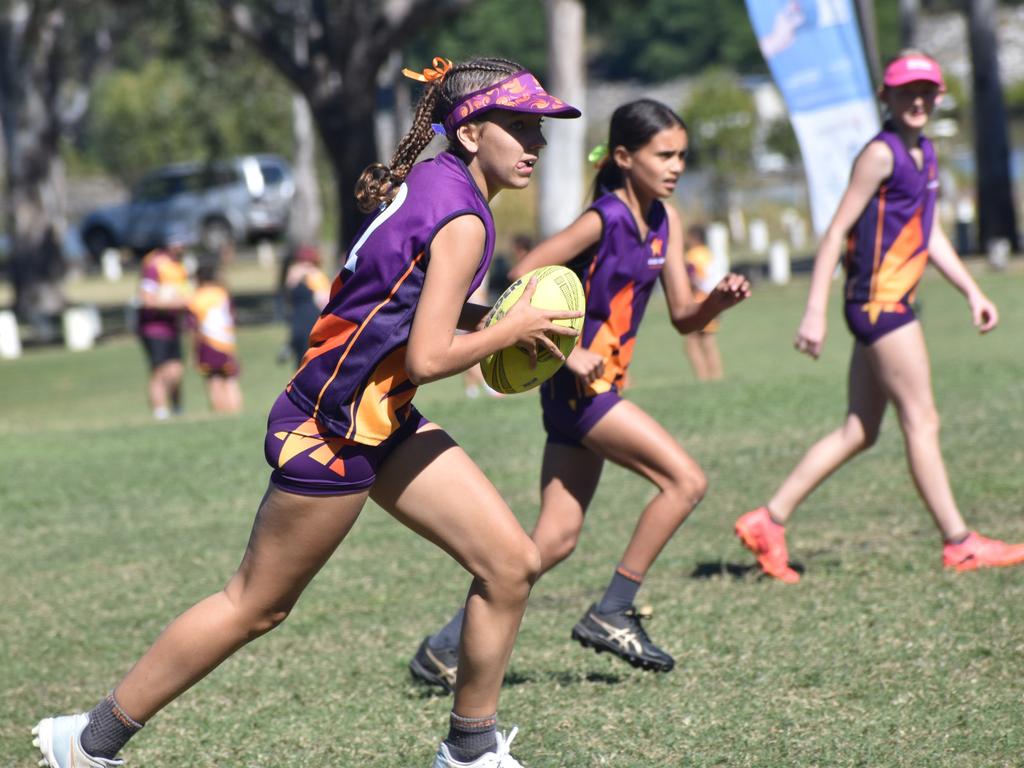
[709,273,751,310]
[969,291,999,333]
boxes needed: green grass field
[3,266,1023,767]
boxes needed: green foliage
[84,54,293,183]
[587,0,763,81]
[681,68,756,175]
[764,116,800,162]
[404,0,547,78]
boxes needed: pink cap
[883,55,945,91]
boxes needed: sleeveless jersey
[546,192,669,399]
[189,284,236,354]
[844,125,938,315]
[287,151,495,445]
[138,250,190,339]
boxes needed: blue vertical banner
[746,0,880,235]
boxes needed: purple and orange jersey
[188,283,239,376]
[844,125,938,322]
[138,250,190,339]
[543,192,669,405]
[286,151,495,446]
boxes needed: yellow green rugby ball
[481,265,586,394]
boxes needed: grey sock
[444,711,497,762]
[596,564,642,614]
[79,692,143,760]
[429,608,465,652]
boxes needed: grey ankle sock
[596,564,643,614]
[429,608,465,652]
[79,692,143,760]
[444,711,497,762]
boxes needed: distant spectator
[490,233,533,298]
[188,262,242,414]
[137,226,193,419]
[283,243,331,369]
[683,224,724,380]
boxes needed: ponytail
[355,82,442,213]
[354,56,525,213]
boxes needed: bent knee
[668,465,707,509]
[476,534,541,594]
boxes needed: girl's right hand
[566,346,605,385]
[501,277,582,367]
[794,311,826,359]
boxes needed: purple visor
[443,71,581,136]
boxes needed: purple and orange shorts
[540,368,621,448]
[264,392,427,496]
[843,301,917,346]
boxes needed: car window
[134,174,187,201]
[259,162,285,185]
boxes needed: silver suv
[79,154,294,258]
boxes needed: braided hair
[355,57,525,213]
[593,99,687,202]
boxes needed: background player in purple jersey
[410,99,749,685]
[33,56,581,768]
[735,51,1024,584]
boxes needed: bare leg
[530,442,604,572]
[208,376,243,414]
[114,485,367,722]
[684,334,712,380]
[371,425,540,719]
[698,333,724,380]
[148,360,183,413]
[768,342,888,523]
[866,321,968,540]
[582,400,707,576]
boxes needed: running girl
[188,261,243,414]
[410,98,750,688]
[735,51,1024,583]
[33,56,580,768]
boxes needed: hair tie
[588,143,609,168]
[401,56,453,84]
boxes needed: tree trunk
[852,0,882,86]
[286,1,322,248]
[538,0,586,238]
[0,4,67,332]
[899,0,919,49]
[314,86,377,253]
[966,0,1019,251]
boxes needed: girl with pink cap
[735,51,1024,583]
[32,56,580,768]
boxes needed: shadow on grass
[689,561,806,580]
[407,668,624,699]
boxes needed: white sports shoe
[432,727,524,767]
[32,713,124,767]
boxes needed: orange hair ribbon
[401,56,453,84]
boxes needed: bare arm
[507,209,602,281]
[795,140,893,359]
[406,215,580,385]
[661,204,750,333]
[927,221,998,332]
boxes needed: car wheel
[82,226,116,261]
[201,218,234,256]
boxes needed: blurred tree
[966,0,1019,251]
[0,1,112,327]
[587,0,763,81]
[763,117,800,165]
[538,0,585,238]
[219,0,475,249]
[405,0,546,78]
[899,0,920,48]
[682,68,755,215]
